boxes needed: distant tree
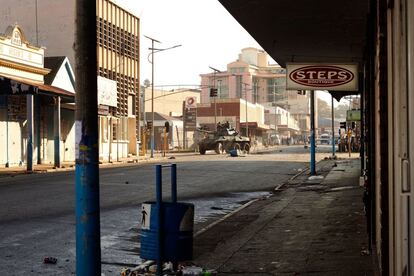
[143,79,151,88]
[335,103,353,119]
[317,98,331,118]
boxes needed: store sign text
[286,64,358,91]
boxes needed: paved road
[0,145,337,274]
[0,145,330,223]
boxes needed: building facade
[0,25,75,168]
[200,48,309,137]
[197,98,270,145]
[143,87,201,118]
[1,0,141,162]
[140,87,201,152]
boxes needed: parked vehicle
[318,133,331,145]
[269,134,281,145]
[197,122,250,154]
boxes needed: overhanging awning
[219,1,369,68]
[0,75,75,103]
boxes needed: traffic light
[351,122,356,129]
[340,121,346,129]
[147,121,153,130]
[210,88,218,97]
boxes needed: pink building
[200,48,310,137]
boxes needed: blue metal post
[75,1,101,275]
[331,95,336,157]
[155,165,163,276]
[27,94,34,172]
[171,164,177,203]
[310,90,316,175]
[5,95,9,168]
[36,95,41,165]
[54,96,61,168]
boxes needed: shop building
[1,0,141,161]
[0,25,75,168]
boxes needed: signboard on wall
[185,96,197,108]
[346,109,361,121]
[183,101,197,131]
[286,63,358,91]
[98,76,118,107]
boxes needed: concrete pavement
[192,158,377,275]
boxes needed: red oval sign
[289,65,354,88]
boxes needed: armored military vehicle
[197,122,250,154]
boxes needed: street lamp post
[145,35,181,158]
[209,66,221,130]
[273,82,277,137]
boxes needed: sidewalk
[193,158,377,275]
[0,155,160,177]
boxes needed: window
[113,117,128,141]
[100,116,109,142]
[267,77,286,102]
[128,94,135,116]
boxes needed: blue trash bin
[140,201,194,262]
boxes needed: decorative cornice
[0,58,50,75]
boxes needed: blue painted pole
[5,95,9,168]
[75,1,101,275]
[54,96,61,168]
[171,164,177,203]
[331,95,336,157]
[310,90,316,175]
[36,95,41,165]
[27,94,34,172]
[155,165,163,276]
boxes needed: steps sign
[286,63,358,91]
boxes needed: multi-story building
[200,48,312,137]
[1,0,140,161]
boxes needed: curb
[194,163,312,238]
[195,158,332,238]
[194,197,260,237]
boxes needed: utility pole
[145,37,180,157]
[242,82,249,137]
[149,37,158,158]
[75,1,101,275]
[209,66,221,131]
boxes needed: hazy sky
[113,0,261,85]
[113,0,262,88]
[113,0,339,105]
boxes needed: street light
[145,35,181,158]
[209,66,221,130]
